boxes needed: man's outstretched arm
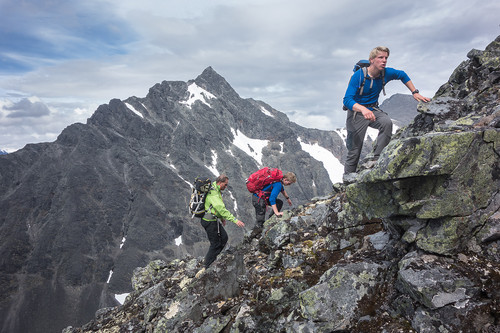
[404,80,431,102]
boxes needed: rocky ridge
[64,36,500,332]
[0,66,345,333]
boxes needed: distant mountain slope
[0,67,346,333]
[379,93,419,127]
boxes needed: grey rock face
[397,252,478,309]
[299,261,385,330]
[63,178,498,332]
[0,67,344,333]
[62,35,500,333]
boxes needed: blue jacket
[254,181,283,205]
[343,67,411,111]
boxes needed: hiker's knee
[381,118,392,131]
[376,112,392,130]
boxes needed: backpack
[246,167,283,194]
[189,177,212,218]
[343,60,386,110]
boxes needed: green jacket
[202,182,238,223]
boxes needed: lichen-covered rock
[131,259,168,291]
[299,262,385,330]
[348,129,499,217]
[397,252,478,309]
[262,212,295,249]
[344,127,499,256]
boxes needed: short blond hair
[369,46,390,60]
[283,172,297,183]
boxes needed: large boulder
[299,262,386,331]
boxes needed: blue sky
[0,0,499,152]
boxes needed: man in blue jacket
[342,46,430,181]
[252,172,296,234]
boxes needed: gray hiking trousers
[344,108,393,173]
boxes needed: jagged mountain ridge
[64,35,500,333]
[0,67,346,333]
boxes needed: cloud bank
[0,0,499,152]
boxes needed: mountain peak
[0,58,342,333]
[200,66,217,76]
[194,66,239,98]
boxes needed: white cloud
[0,0,499,151]
[287,109,344,131]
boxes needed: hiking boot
[359,154,379,170]
[249,227,263,239]
[332,182,345,193]
[223,243,234,254]
[243,227,261,244]
[342,172,358,184]
[361,159,377,169]
[195,267,206,279]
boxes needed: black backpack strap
[381,69,386,96]
[360,67,386,96]
[256,183,274,204]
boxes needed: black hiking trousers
[200,219,228,268]
[252,195,283,229]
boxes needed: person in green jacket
[201,174,245,268]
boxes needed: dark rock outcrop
[63,36,500,332]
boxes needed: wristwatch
[412,89,419,94]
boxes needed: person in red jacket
[252,172,296,233]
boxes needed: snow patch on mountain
[180,83,216,108]
[207,149,218,176]
[231,129,269,165]
[125,102,144,118]
[260,106,274,118]
[336,129,347,147]
[298,138,343,184]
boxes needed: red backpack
[246,167,283,193]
